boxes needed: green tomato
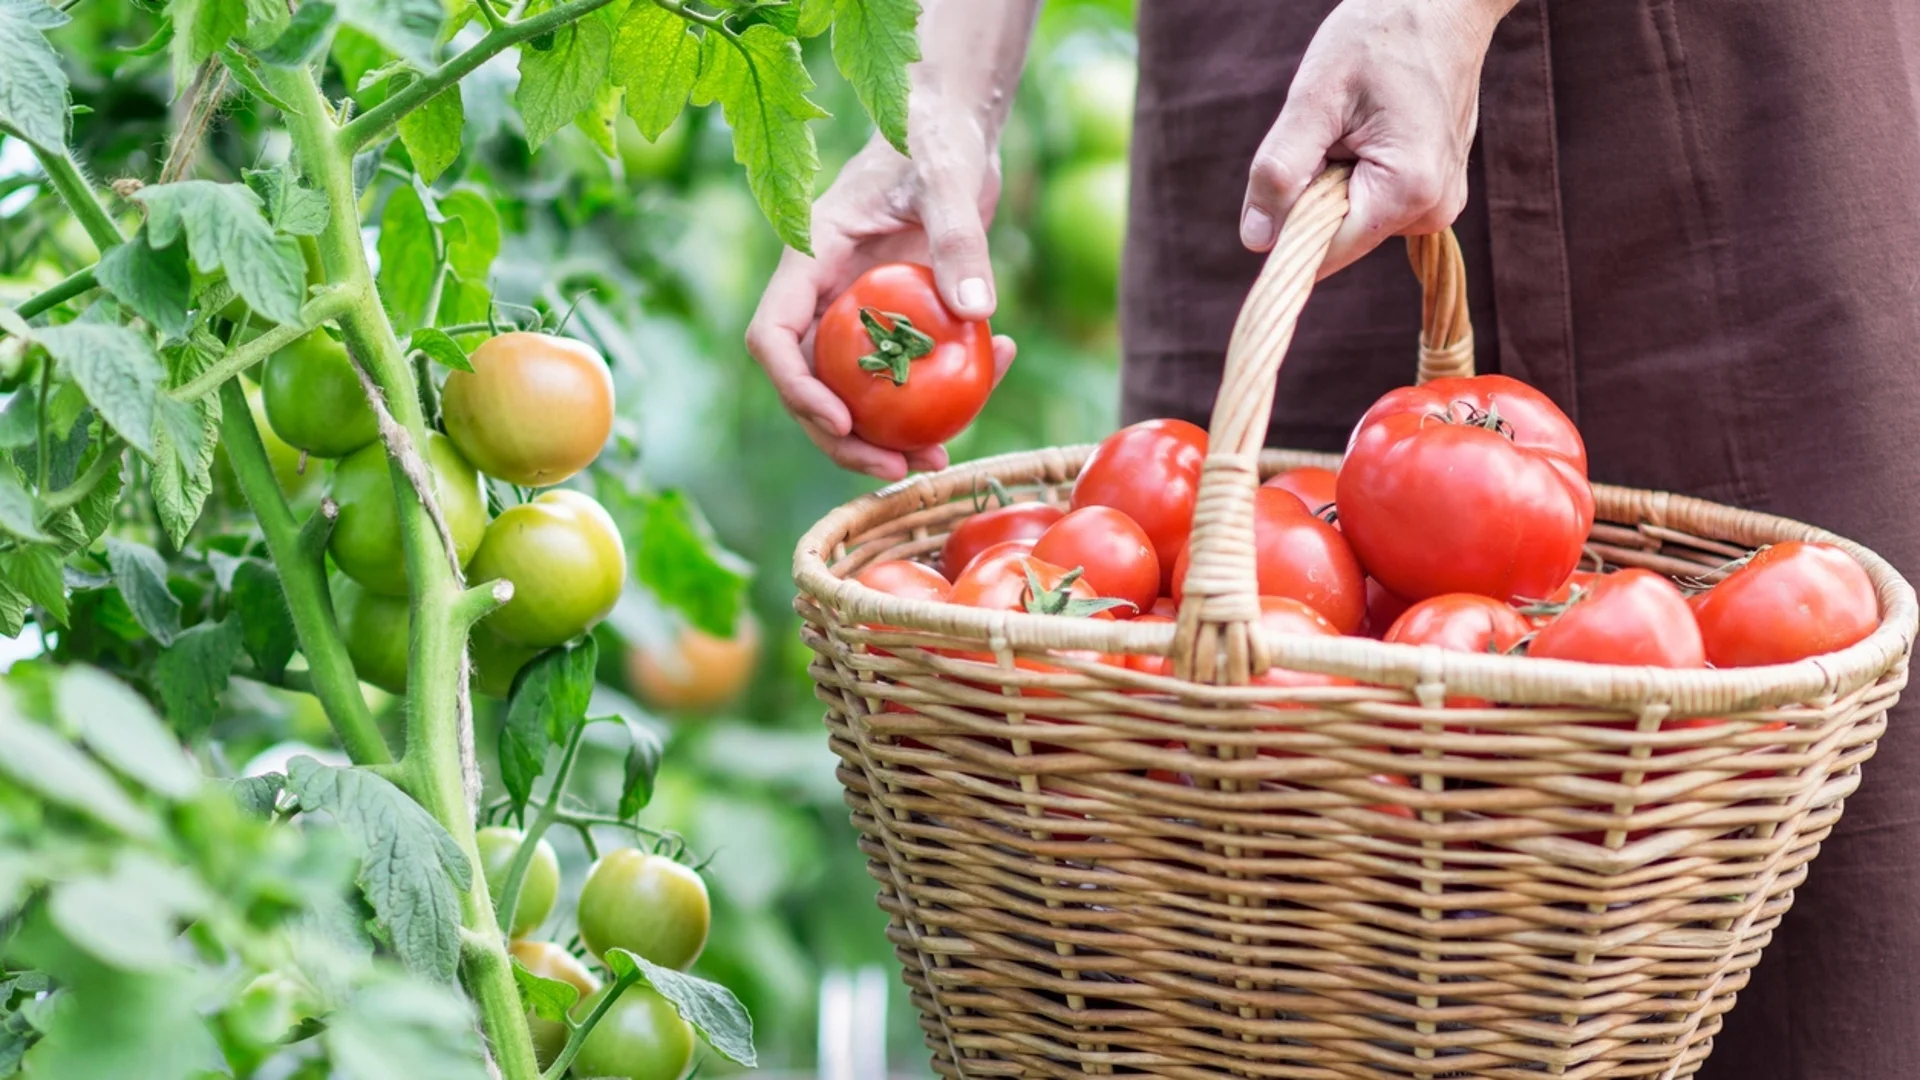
[476,826,559,937]
[327,433,488,596]
[1051,55,1136,161]
[571,984,695,1080]
[1038,158,1129,320]
[468,490,626,648]
[221,384,320,500]
[262,330,381,458]
[509,939,599,1068]
[616,113,692,181]
[471,623,541,700]
[576,849,710,970]
[334,576,410,695]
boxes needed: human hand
[1239,0,1516,275]
[746,122,1017,481]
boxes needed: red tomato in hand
[1689,541,1878,667]
[1528,569,1704,668]
[1170,489,1366,634]
[1385,593,1532,708]
[1031,507,1159,617]
[941,502,1063,579]
[1071,419,1208,592]
[1360,579,1413,639]
[1263,466,1338,518]
[1337,374,1594,603]
[816,263,995,452]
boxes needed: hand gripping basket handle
[1171,165,1473,682]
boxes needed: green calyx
[1021,565,1136,618]
[856,308,936,386]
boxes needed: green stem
[36,437,121,520]
[542,970,642,1080]
[496,722,585,938]
[33,356,50,492]
[338,0,619,153]
[170,289,355,402]
[11,266,97,324]
[27,145,122,252]
[651,0,727,31]
[473,0,508,31]
[217,379,392,766]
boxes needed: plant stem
[36,437,121,520]
[11,266,97,324]
[217,379,392,765]
[27,145,122,252]
[496,722,585,937]
[169,289,356,402]
[338,0,618,152]
[264,61,541,1080]
[472,0,507,31]
[542,969,641,1080]
[33,356,50,492]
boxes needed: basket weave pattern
[793,170,1917,1079]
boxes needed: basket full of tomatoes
[792,168,1918,1080]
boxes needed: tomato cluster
[479,826,713,1076]
[268,330,627,696]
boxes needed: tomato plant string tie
[856,307,936,385]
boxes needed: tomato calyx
[1021,565,1135,618]
[1429,400,1517,441]
[1675,547,1765,594]
[971,476,1017,513]
[1513,582,1591,621]
[856,307,936,385]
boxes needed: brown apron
[1122,2,1920,1076]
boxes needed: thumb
[1242,84,1345,253]
[917,173,997,321]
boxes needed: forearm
[908,0,1042,150]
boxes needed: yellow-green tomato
[441,332,615,487]
[334,576,410,695]
[262,330,381,458]
[509,939,599,1068]
[327,433,488,596]
[469,490,626,648]
[471,623,542,699]
[571,984,695,1080]
[576,849,710,970]
[228,384,319,499]
[477,826,559,937]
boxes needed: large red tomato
[1337,374,1594,603]
[1689,541,1878,667]
[1263,466,1338,517]
[1384,593,1532,708]
[1071,419,1208,592]
[815,263,995,452]
[940,502,1063,580]
[1032,506,1159,616]
[1528,569,1704,668]
[1170,489,1366,634]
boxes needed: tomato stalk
[17,137,122,251]
[855,307,935,384]
[494,721,585,952]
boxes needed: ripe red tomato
[815,263,995,452]
[1071,419,1208,592]
[1337,374,1594,603]
[855,559,952,603]
[1528,569,1704,668]
[1031,506,1160,616]
[940,501,1063,579]
[1170,489,1366,634]
[1149,596,1177,617]
[1689,541,1879,667]
[1360,579,1413,639]
[948,544,1120,687]
[1263,466,1338,517]
[1385,593,1532,708]
[1125,613,1178,677]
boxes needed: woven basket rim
[793,444,1920,715]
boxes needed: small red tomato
[1385,593,1533,708]
[1031,506,1160,617]
[815,263,995,452]
[1071,419,1209,592]
[1360,579,1413,639]
[854,559,952,604]
[1263,467,1338,519]
[1689,541,1879,667]
[940,502,1064,580]
[1528,569,1704,668]
[1170,489,1366,634]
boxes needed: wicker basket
[792,168,1919,1080]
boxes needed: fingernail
[1241,206,1275,249]
[957,277,991,315]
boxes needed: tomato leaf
[395,76,464,183]
[95,229,193,342]
[150,346,221,549]
[231,557,297,680]
[610,2,699,141]
[286,757,473,985]
[376,180,436,333]
[0,692,157,840]
[227,771,286,817]
[795,0,832,36]
[48,852,210,972]
[104,538,181,645]
[0,0,71,150]
[152,615,244,736]
[168,0,247,98]
[136,181,306,325]
[0,545,62,624]
[34,322,163,457]
[407,327,471,372]
[509,957,578,1023]
[43,446,122,557]
[0,392,36,451]
[323,975,491,1079]
[244,164,331,236]
[258,0,337,65]
[58,664,201,800]
[604,949,758,1067]
[515,12,612,150]
[830,0,918,155]
[0,469,47,544]
[613,713,662,819]
[435,188,499,327]
[694,25,826,254]
[574,81,621,158]
[498,637,597,807]
[335,0,444,71]
[622,486,751,639]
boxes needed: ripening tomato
[1690,541,1879,667]
[334,577,409,695]
[627,614,760,715]
[470,490,626,648]
[1385,593,1532,708]
[1170,489,1366,634]
[475,826,559,937]
[1263,466,1338,517]
[509,940,600,1068]
[328,433,488,596]
[577,849,711,970]
[940,501,1063,579]
[571,984,695,1080]
[1032,506,1160,616]
[1338,374,1594,603]
[1360,579,1413,639]
[1528,569,1704,668]
[442,331,615,487]
[815,263,995,452]
[1071,419,1208,592]
[471,624,541,700]
[261,329,379,458]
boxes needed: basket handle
[1170,166,1473,682]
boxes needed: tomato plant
[1032,505,1160,615]
[815,263,996,452]
[1690,542,1879,666]
[571,984,697,1080]
[261,328,379,458]
[578,849,713,970]
[329,432,489,596]
[443,331,616,487]
[1071,418,1208,591]
[508,939,600,1068]
[477,826,560,937]
[470,489,628,647]
[334,576,410,695]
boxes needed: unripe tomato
[1689,541,1879,667]
[262,330,380,458]
[815,263,995,453]
[940,501,1064,580]
[1071,419,1207,592]
[469,490,627,648]
[1031,506,1159,616]
[441,332,615,487]
[471,624,541,699]
[576,849,711,970]
[334,576,409,695]
[476,826,559,937]
[1039,159,1129,319]
[1050,55,1135,160]
[509,939,600,1068]
[626,614,759,715]
[571,984,695,1080]
[222,385,319,500]
[328,433,489,596]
